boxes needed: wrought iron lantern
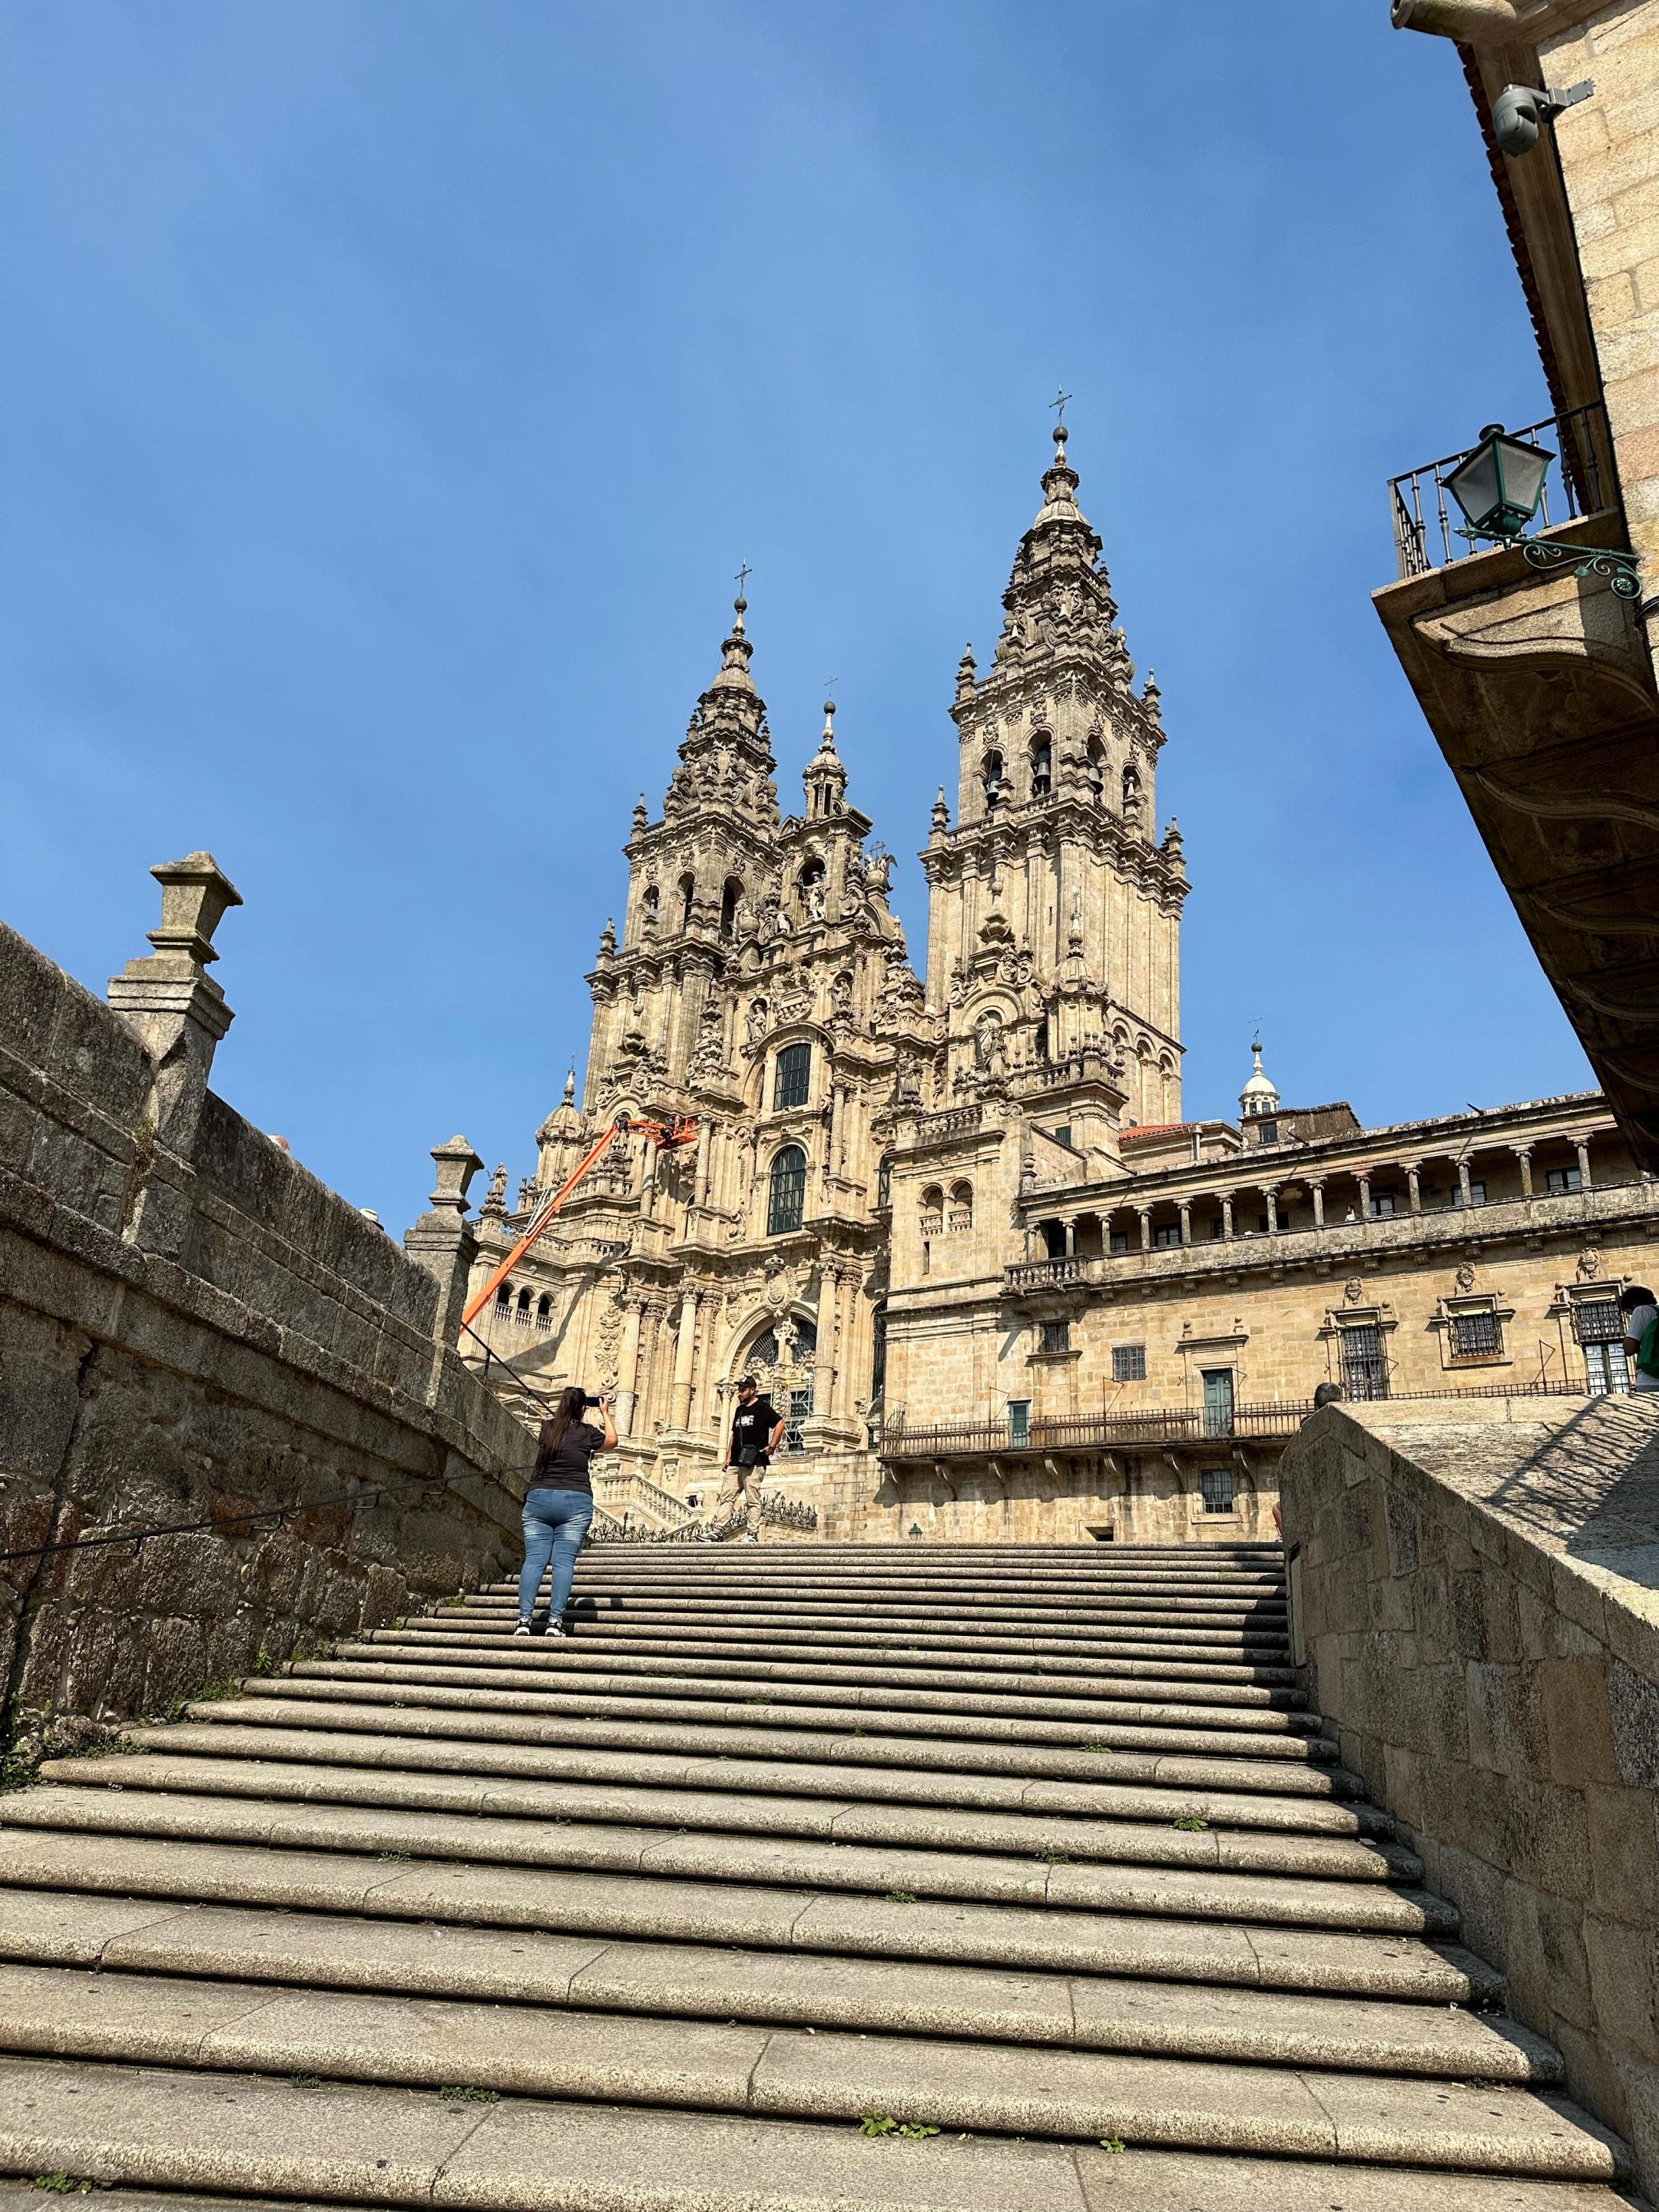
[1445,424,1553,543]
[907,1522,923,1539]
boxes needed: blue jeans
[518,1486,594,1623]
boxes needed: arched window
[515,1286,532,1330]
[982,750,1005,811]
[948,1180,975,1233]
[875,1154,892,1210]
[1121,760,1141,813]
[773,1040,811,1110]
[1085,739,1105,803]
[767,1144,808,1236]
[494,1283,512,1313]
[641,886,660,932]
[679,874,696,929]
[1029,733,1052,798]
[720,878,743,940]
[919,1184,945,1239]
[535,1292,553,1331]
[797,859,826,921]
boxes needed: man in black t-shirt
[712,1373,786,1541]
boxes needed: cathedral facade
[462,428,1659,1542]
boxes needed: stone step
[513,1591,1293,1629]
[8,1783,1446,1933]
[47,1752,1417,1879]
[0,1963,1624,2178]
[0,1889,1550,2079]
[110,1722,1394,1835]
[560,1570,1290,1599]
[0,1830,1499,1999]
[353,1627,1305,1692]
[157,1693,1360,1796]
[398,1615,1296,1665]
[0,2060,1631,2210]
[258,1664,1333,1749]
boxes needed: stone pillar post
[1515,1146,1534,1199]
[1358,1174,1372,1220]
[1310,1180,1325,1227]
[403,1136,485,1351]
[1406,1165,1422,1213]
[107,852,243,1253]
[1178,1202,1191,1246]
[1457,1160,1473,1209]
[1265,1189,1279,1234]
[1575,1137,1594,1191]
[694,1121,713,1209]
[813,1267,839,1419]
[670,1286,700,1430]
[1222,1194,1234,1240]
[616,1299,646,1437]
[1138,1209,1151,1251]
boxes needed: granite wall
[0,858,533,1758]
[1280,1392,1659,2197]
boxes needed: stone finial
[597,916,617,963]
[428,1136,485,1217]
[479,1162,508,1220]
[930,787,950,839]
[1142,667,1163,723]
[563,1064,577,1104]
[955,645,976,702]
[145,853,243,969]
[631,794,649,836]
[1161,816,1185,869]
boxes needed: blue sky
[0,2,1581,1231]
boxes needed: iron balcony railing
[882,1379,1592,1462]
[1388,400,1615,581]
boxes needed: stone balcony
[1005,1175,1659,1300]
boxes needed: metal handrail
[0,1479,399,1570]
[1386,400,1615,581]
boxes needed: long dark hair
[541,1385,592,1457]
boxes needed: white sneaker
[543,1618,568,1637]
[744,1532,760,1544]
[512,1621,532,1637]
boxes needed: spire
[803,696,849,819]
[708,591,756,696]
[1240,1038,1280,1120]
[1032,421,1084,528]
[563,1063,576,1104]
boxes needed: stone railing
[1281,1393,1659,2200]
[592,1469,697,1528]
[1005,1257,1088,1292]
[588,1490,820,1544]
[912,1104,984,1145]
[0,856,533,1761]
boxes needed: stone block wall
[1280,1392,1659,2195]
[0,877,533,1757]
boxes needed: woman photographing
[515,1386,616,1637]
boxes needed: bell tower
[922,419,1187,1131]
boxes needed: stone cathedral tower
[462,421,1189,1528]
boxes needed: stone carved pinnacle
[145,853,243,968]
[428,1136,485,1217]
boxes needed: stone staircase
[0,1542,1639,2210]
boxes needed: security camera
[1492,79,1592,156]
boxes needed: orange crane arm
[460,1111,697,1333]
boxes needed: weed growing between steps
[155,1636,326,1725]
[883,1889,919,1902]
[32,2176,91,2193]
[1,1722,123,1796]
[1100,2137,1127,2153]
[438,2086,501,2104]
[1174,1816,1209,1832]
[858,2114,938,2139]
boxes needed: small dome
[1240,1038,1280,1118]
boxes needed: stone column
[1222,1195,1234,1240]
[1515,1146,1534,1198]
[1457,1159,1473,1209]
[1575,1138,1594,1191]
[107,852,243,1253]
[404,1136,485,1352]
[1310,1181,1325,1227]
[1406,1165,1422,1213]
[813,1267,839,1419]
[1178,1202,1191,1246]
[669,1286,700,1431]
[1265,1189,1279,1233]
[694,1120,713,1209]
[1138,1209,1152,1251]
[616,1299,646,1437]
[1358,1174,1372,1220]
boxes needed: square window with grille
[1154,1222,1181,1248]
[1110,1230,1131,1256]
[1449,1308,1502,1358]
[773,1041,812,1111]
[1040,1320,1071,1355]
[1339,1323,1388,1399]
[1257,1121,1278,1146]
[1200,1469,1236,1515]
[1546,1165,1582,1195]
[1585,1340,1633,1396]
[1371,1192,1397,1218]
[1112,1343,1146,1382]
[1573,1300,1624,1346]
[782,1386,812,1453]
